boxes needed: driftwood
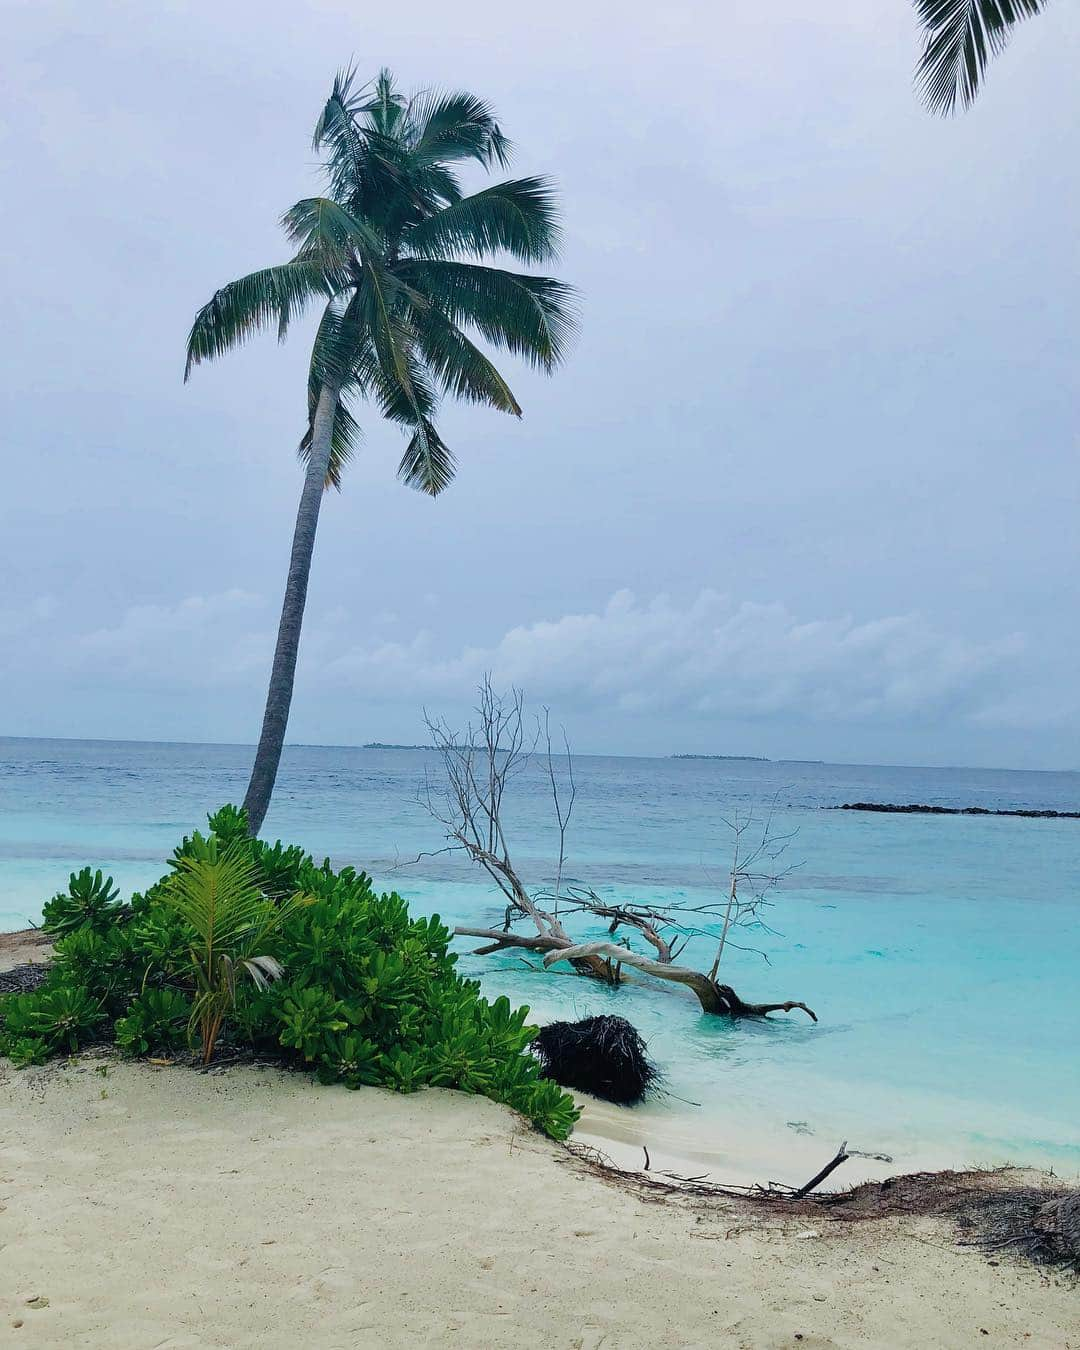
[789,1140,850,1197]
[542,941,817,1020]
[422,678,816,1021]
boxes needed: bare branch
[420,681,814,1020]
[543,941,816,1021]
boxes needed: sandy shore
[0,928,52,969]
[1,1056,1074,1349]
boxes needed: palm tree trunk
[242,381,339,836]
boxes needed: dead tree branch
[789,1141,850,1198]
[543,941,816,1020]
[419,678,817,1020]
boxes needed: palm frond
[313,65,378,200]
[240,954,285,990]
[403,178,562,263]
[298,393,363,490]
[915,0,1048,113]
[408,88,511,168]
[301,298,367,489]
[353,333,438,428]
[281,196,384,263]
[185,257,341,379]
[397,415,457,496]
[400,260,578,371]
[410,306,522,414]
[162,851,268,952]
[358,265,442,433]
[367,67,408,137]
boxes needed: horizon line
[0,731,1074,778]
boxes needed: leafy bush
[41,867,124,937]
[0,807,579,1140]
[114,989,192,1056]
[1,986,103,1063]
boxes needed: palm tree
[186,70,575,835]
[915,0,1049,113]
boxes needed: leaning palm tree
[186,70,575,834]
[915,0,1049,113]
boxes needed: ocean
[2,735,1078,1185]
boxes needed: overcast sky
[2,1,1078,768]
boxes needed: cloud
[71,590,268,685]
[0,595,58,639]
[7,586,1034,731]
[322,589,1024,725]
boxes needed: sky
[2,0,1078,768]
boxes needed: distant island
[362,742,435,751]
[363,742,475,751]
[671,753,770,762]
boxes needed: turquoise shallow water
[2,736,1078,1183]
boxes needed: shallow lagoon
[3,737,1078,1182]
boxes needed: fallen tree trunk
[542,940,817,1021]
[453,925,620,983]
[455,925,566,956]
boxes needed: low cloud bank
[324,589,1022,723]
[10,585,1036,729]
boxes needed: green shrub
[50,926,142,1017]
[114,988,192,1056]
[0,985,103,1061]
[0,806,579,1141]
[42,867,124,937]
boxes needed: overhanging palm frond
[397,415,457,496]
[410,306,523,415]
[357,265,444,451]
[401,260,578,371]
[403,178,562,263]
[184,258,340,379]
[298,394,363,490]
[915,0,1048,113]
[298,298,367,489]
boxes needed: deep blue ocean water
[3,736,1078,1183]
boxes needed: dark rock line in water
[831,802,1080,820]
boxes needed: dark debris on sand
[953,1188,1080,1272]
[564,1151,1080,1274]
[811,1170,1080,1270]
[0,963,51,995]
[533,1014,659,1105]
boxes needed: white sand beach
[2,1051,1075,1350]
